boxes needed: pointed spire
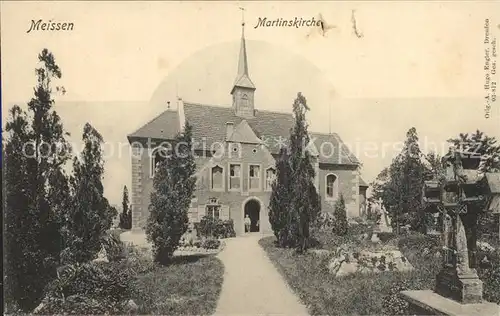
[232,7,255,92]
[237,8,249,77]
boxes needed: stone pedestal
[400,290,499,316]
[435,268,484,304]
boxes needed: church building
[127,21,367,236]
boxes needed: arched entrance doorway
[244,199,260,232]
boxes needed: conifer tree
[288,92,321,253]
[333,194,348,236]
[119,185,131,229]
[372,127,426,233]
[269,148,292,246]
[4,49,71,311]
[146,122,197,264]
[63,123,114,263]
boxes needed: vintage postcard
[2,1,500,315]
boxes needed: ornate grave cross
[423,149,500,304]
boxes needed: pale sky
[2,1,500,204]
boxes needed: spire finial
[239,7,245,25]
[239,7,245,36]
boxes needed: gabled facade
[127,21,366,235]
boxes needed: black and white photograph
[2,1,500,315]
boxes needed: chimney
[226,122,234,140]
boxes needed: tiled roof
[183,102,293,153]
[309,132,360,165]
[128,109,179,140]
[128,102,360,165]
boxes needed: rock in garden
[327,249,414,277]
[126,299,138,312]
[336,262,359,277]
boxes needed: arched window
[241,94,249,108]
[150,147,169,178]
[265,167,276,191]
[211,165,224,191]
[326,174,339,199]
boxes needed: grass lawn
[133,254,224,315]
[260,230,500,315]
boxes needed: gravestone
[400,150,500,315]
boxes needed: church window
[326,174,339,199]
[150,147,169,178]
[242,94,249,108]
[229,163,242,190]
[211,165,224,191]
[249,164,261,191]
[265,167,276,191]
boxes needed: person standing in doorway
[244,214,251,233]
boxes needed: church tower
[231,14,256,118]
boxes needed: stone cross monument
[400,149,500,315]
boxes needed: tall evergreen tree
[119,185,131,229]
[269,148,292,247]
[372,127,427,233]
[63,123,113,263]
[4,49,71,311]
[146,122,197,264]
[288,92,321,253]
[332,194,348,236]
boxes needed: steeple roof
[231,21,255,93]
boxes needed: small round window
[252,148,258,153]
[232,147,238,152]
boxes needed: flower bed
[175,239,225,256]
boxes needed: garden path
[213,233,309,316]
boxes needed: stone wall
[317,163,360,218]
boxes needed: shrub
[315,212,335,229]
[101,231,126,262]
[398,233,440,253]
[197,217,235,239]
[478,248,500,304]
[201,238,221,250]
[37,261,137,315]
[378,232,397,243]
[381,278,427,315]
